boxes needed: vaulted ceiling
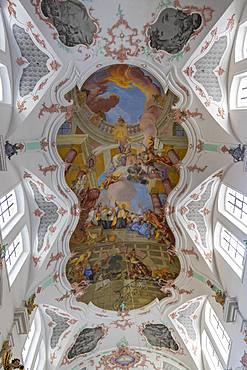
[0,0,247,369]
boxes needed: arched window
[204,301,231,364]
[225,186,247,225]
[0,184,29,285]
[5,232,23,273]
[4,226,29,286]
[0,184,24,239]
[215,225,246,278]
[0,189,18,229]
[219,184,247,234]
[202,331,224,370]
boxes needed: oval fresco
[57,64,188,311]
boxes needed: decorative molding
[179,175,221,266]
[13,24,49,97]
[183,9,239,128]
[29,181,58,252]
[45,309,70,349]
[193,36,227,102]
[13,308,29,335]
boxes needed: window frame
[0,184,25,240]
[5,231,24,273]
[220,226,246,277]
[4,225,29,286]
[235,20,247,62]
[214,222,246,279]
[0,189,18,230]
[218,184,247,235]
[205,301,231,364]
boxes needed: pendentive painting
[56,64,188,310]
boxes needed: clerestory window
[0,189,17,229]
[218,227,246,278]
[219,185,247,234]
[5,232,23,274]
[205,301,231,363]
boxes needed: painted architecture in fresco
[56,64,187,311]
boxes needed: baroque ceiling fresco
[58,63,185,310]
[1,0,247,369]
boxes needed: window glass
[205,302,231,363]
[225,186,247,227]
[219,227,246,277]
[5,232,23,273]
[0,189,17,229]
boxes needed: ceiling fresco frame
[40,58,202,315]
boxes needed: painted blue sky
[102,82,146,125]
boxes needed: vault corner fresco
[56,64,187,311]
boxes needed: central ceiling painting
[57,64,188,311]
[82,64,163,126]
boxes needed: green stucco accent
[192,271,205,281]
[203,143,218,152]
[26,142,41,150]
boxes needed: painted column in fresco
[150,193,163,216]
[64,148,78,174]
